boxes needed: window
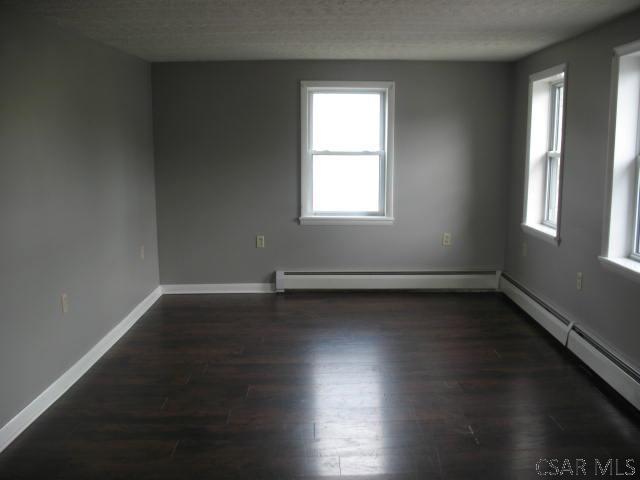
[300,81,394,225]
[522,65,567,244]
[543,82,564,228]
[600,39,640,281]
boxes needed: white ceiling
[4,0,640,62]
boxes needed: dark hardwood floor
[1,292,639,479]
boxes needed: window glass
[312,93,381,152]
[312,154,381,213]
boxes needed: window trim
[522,64,567,245]
[520,222,560,246]
[600,39,640,281]
[299,81,395,225]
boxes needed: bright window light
[312,93,381,152]
[312,155,380,212]
[522,64,566,244]
[300,82,395,225]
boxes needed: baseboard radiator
[500,273,640,410]
[499,273,572,343]
[275,270,500,292]
[567,327,640,410]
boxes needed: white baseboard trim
[0,286,162,454]
[161,283,275,294]
[275,270,500,291]
[500,274,640,411]
[499,275,571,344]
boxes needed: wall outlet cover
[61,293,69,314]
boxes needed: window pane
[551,84,564,152]
[545,155,560,225]
[312,155,381,213]
[555,85,564,151]
[312,93,381,152]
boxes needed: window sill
[521,223,560,245]
[299,216,394,226]
[598,256,640,283]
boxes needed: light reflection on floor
[310,339,388,476]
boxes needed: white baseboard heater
[567,327,640,410]
[500,273,640,411]
[499,273,572,344]
[275,270,500,292]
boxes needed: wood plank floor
[1,292,639,479]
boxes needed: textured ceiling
[3,0,640,61]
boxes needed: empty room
[2,1,640,478]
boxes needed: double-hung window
[600,39,640,281]
[300,81,395,225]
[522,65,567,244]
[544,81,564,228]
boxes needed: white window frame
[599,39,640,282]
[521,64,567,245]
[299,81,395,225]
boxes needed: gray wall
[152,61,513,284]
[0,11,159,427]
[505,10,640,370]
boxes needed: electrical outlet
[140,245,145,261]
[256,235,265,249]
[522,241,528,257]
[576,272,583,291]
[61,293,69,314]
[442,232,452,247]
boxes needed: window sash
[309,90,385,153]
[549,82,564,152]
[311,152,387,216]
